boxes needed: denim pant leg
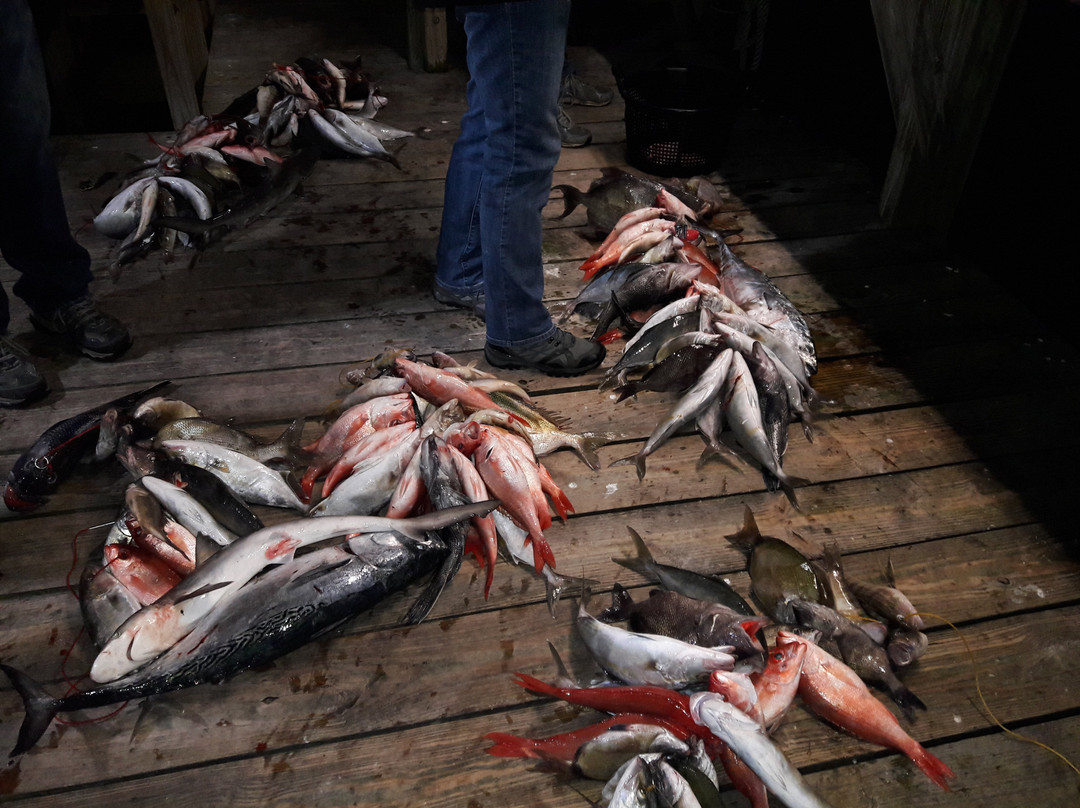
[450,0,569,347]
[434,74,486,297]
[0,0,93,332]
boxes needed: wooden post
[406,5,449,73]
[869,0,1027,234]
[144,0,212,129]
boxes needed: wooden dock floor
[3,2,1079,805]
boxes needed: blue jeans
[0,0,93,332]
[435,0,570,347]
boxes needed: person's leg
[433,24,487,316]
[0,0,93,322]
[461,0,569,347]
[0,0,129,363]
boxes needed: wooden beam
[144,0,212,128]
[869,0,1027,234]
[406,5,449,73]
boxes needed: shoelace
[57,297,109,331]
[0,337,29,369]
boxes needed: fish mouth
[4,484,45,513]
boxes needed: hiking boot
[29,294,132,361]
[485,328,605,377]
[0,335,48,407]
[433,282,486,320]
[560,72,614,107]
[557,106,592,148]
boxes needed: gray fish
[612,527,755,616]
[742,342,792,496]
[552,167,706,234]
[712,237,817,378]
[615,347,733,480]
[603,310,702,392]
[613,343,721,402]
[591,263,704,340]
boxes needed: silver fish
[576,594,735,688]
[617,347,733,480]
[159,439,307,512]
[689,692,835,808]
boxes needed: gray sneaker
[557,106,592,148]
[560,72,614,107]
[29,294,131,361]
[485,328,605,377]
[0,335,48,407]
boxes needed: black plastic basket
[619,66,732,178]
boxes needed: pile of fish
[2,350,617,755]
[483,513,952,807]
[91,55,415,269]
[556,169,818,507]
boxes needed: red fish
[777,631,955,791]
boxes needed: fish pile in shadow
[482,512,953,807]
[91,55,414,272]
[556,170,819,508]
[1,350,614,756]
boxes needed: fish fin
[543,571,599,619]
[892,683,928,723]
[546,640,580,689]
[0,664,62,758]
[725,506,761,551]
[611,526,656,578]
[598,582,634,623]
[173,580,234,604]
[550,185,584,220]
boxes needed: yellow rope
[917,611,1080,777]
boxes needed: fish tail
[906,741,956,791]
[779,472,811,511]
[274,418,315,467]
[572,432,617,471]
[483,732,544,759]
[550,185,584,220]
[611,526,656,577]
[511,671,560,699]
[543,571,599,619]
[0,664,62,758]
[635,452,647,481]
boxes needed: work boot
[433,281,486,320]
[557,106,592,148]
[560,72,614,107]
[485,328,605,377]
[30,294,131,361]
[0,335,48,407]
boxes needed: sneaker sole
[484,348,604,378]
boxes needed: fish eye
[772,651,783,662]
